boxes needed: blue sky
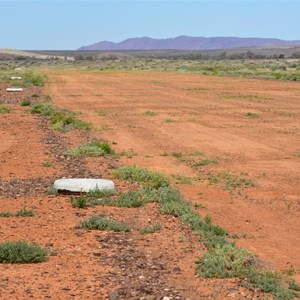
[0,0,299,50]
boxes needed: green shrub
[112,165,169,189]
[42,161,52,167]
[78,215,130,232]
[20,100,31,106]
[0,241,48,263]
[196,244,256,278]
[66,141,114,157]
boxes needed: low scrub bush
[66,141,114,157]
[208,172,254,190]
[0,241,48,263]
[78,215,130,232]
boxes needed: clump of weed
[171,174,193,185]
[30,103,92,132]
[42,161,52,167]
[140,224,161,234]
[78,215,130,232]
[0,105,11,113]
[193,158,218,167]
[208,172,254,190]
[20,100,31,106]
[44,95,52,101]
[144,110,158,116]
[245,112,260,118]
[196,244,256,278]
[0,241,48,263]
[66,140,114,157]
[31,93,39,98]
[112,165,169,189]
[0,208,34,217]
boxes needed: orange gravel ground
[0,68,299,299]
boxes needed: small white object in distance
[14,68,22,71]
[53,178,115,193]
[6,88,23,92]
[11,77,22,80]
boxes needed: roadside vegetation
[30,102,91,132]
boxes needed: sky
[0,0,299,50]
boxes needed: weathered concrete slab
[6,88,23,92]
[53,178,115,193]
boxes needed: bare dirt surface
[0,68,298,299]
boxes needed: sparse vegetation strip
[107,165,299,299]
[0,208,34,217]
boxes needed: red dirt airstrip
[44,70,300,273]
[0,69,299,299]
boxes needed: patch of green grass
[0,105,11,114]
[30,103,92,132]
[0,208,34,217]
[112,165,169,189]
[144,110,158,116]
[42,161,52,167]
[20,100,31,106]
[0,241,48,264]
[78,215,130,232]
[245,112,260,118]
[140,224,161,234]
[66,140,114,157]
[193,158,219,167]
[207,172,254,190]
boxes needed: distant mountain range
[78,36,300,51]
